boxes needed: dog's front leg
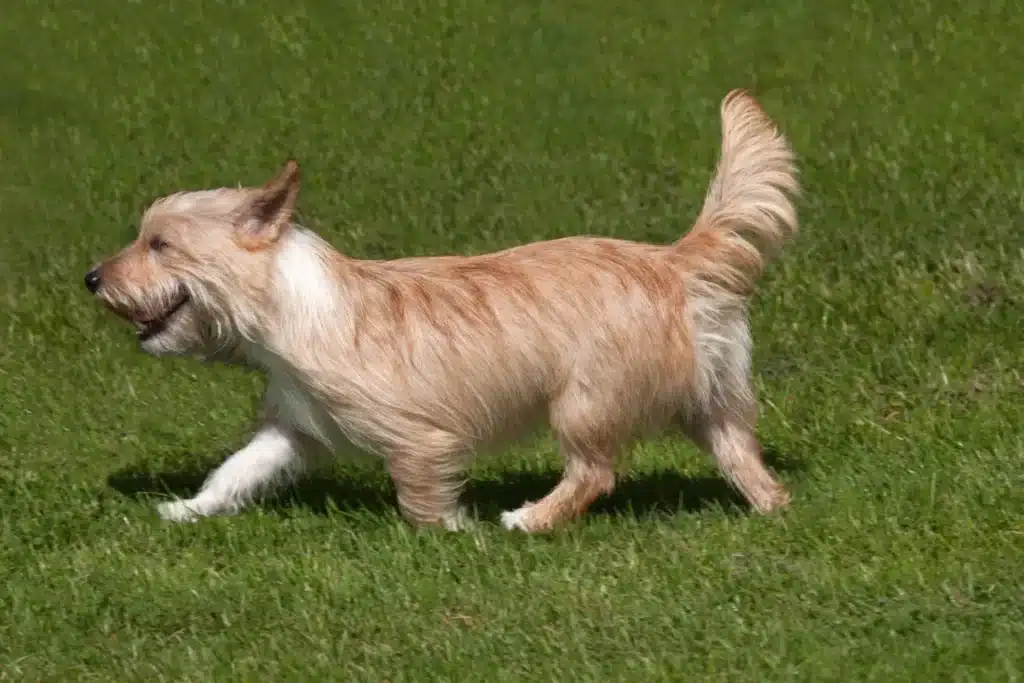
[157,421,308,523]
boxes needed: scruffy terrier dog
[85,90,799,533]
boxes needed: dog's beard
[134,290,189,342]
[142,316,242,361]
[98,280,210,357]
[140,297,244,362]
[137,298,202,356]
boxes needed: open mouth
[133,294,189,341]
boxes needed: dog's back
[344,90,799,450]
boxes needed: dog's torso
[238,230,748,461]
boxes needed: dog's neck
[272,227,342,320]
[238,226,348,374]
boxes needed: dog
[85,89,800,532]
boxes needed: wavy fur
[85,90,801,533]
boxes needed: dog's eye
[149,237,169,252]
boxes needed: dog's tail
[677,89,800,298]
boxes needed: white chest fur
[243,342,339,449]
[254,228,347,447]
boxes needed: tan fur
[86,89,800,532]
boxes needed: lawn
[1,0,1023,680]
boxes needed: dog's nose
[84,269,102,294]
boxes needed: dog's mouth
[132,293,190,341]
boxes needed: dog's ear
[235,160,300,250]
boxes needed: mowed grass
[1,0,1023,680]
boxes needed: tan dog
[85,89,799,532]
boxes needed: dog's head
[85,161,301,358]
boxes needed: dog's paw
[157,499,202,523]
[750,482,792,515]
[442,505,475,532]
[500,507,534,532]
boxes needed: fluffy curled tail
[677,89,800,297]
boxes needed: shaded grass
[1,0,1023,680]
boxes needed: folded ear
[235,160,300,249]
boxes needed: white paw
[157,499,203,523]
[442,506,475,532]
[500,507,533,532]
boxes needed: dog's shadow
[106,445,800,522]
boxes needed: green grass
[2,0,1023,680]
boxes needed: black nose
[84,269,101,293]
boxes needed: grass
[2,0,1023,680]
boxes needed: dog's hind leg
[684,306,790,513]
[156,421,313,522]
[500,389,620,533]
[387,430,472,531]
[683,402,790,514]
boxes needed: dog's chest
[243,343,340,448]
